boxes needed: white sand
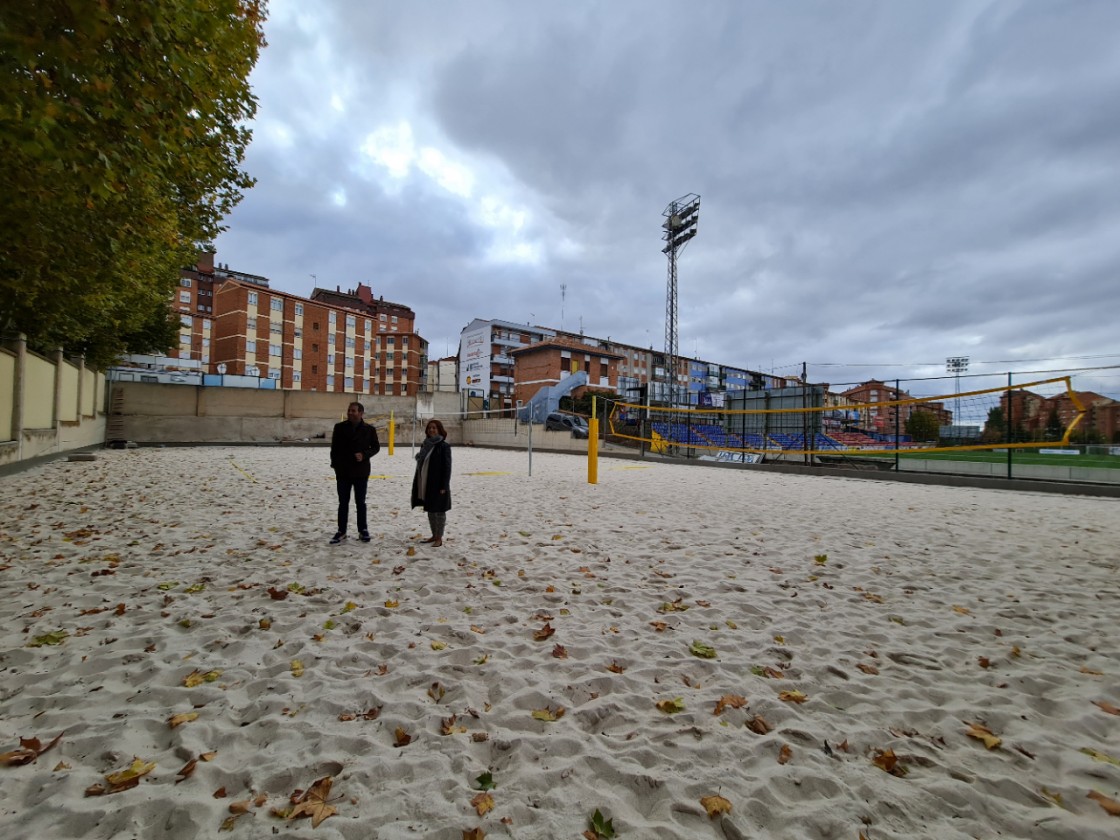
[1,446,1118,839]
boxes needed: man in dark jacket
[329,401,380,544]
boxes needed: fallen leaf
[978,656,992,668]
[689,640,717,659]
[700,794,732,818]
[428,682,446,702]
[778,690,808,703]
[964,722,1002,749]
[586,808,615,838]
[1088,790,1120,817]
[463,828,486,840]
[441,715,467,736]
[713,694,747,716]
[27,630,69,648]
[168,712,199,728]
[533,623,556,641]
[777,744,792,764]
[266,587,288,600]
[1093,700,1120,716]
[290,660,304,678]
[552,644,568,659]
[856,663,879,675]
[1080,747,1120,767]
[952,605,971,615]
[606,661,626,674]
[228,799,252,814]
[649,621,668,632]
[183,669,221,687]
[0,731,63,766]
[287,776,337,828]
[531,706,565,722]
[655,697,685,714]
[393,727,413,747]
[176,761,199,788]
[475,771,495,791]
[471,792,494,816]
[406,546,416,557]
[872,748,907,777]
[431,641,447,651]
[384,599,399,609]
[745,715,771,735]
[213,787,228,798]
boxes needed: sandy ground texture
[1,445,1118,840]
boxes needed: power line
[808,353,1120,368]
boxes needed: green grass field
[859,449,1120,470]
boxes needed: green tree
[982,406,1006,442]
[0,1,266,367]
[1045,406,1063,440]
[904,409,940,442]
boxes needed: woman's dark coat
[411,441,452,513]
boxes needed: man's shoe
[358,530,371,543]
[329,532,346,545]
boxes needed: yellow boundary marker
[230,461,257,482]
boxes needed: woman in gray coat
[412,419,452,546]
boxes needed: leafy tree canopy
[904,408,940,442]
[0,1,266,367]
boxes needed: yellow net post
[388,411,395,456]
[588,396,599,485]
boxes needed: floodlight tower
[661,193,700,406]
[946,356,969,425]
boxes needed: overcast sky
[215,0,1120,398]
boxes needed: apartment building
[159,253,426,395]
[838,379,951,432]
[511,336,623,407]
[458,318,789,410]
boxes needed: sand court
[1,446,1118,839]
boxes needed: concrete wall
[111,382,463,446]
[459,417,591,453]
[0,337,106,469]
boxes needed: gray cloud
[216,0,1120,395]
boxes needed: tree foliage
[904,408,940,442]
[982,406,1006,443]
[0,1,267,367]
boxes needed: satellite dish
[216,363,227,374]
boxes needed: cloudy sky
[215,0,1120,397]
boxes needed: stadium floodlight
[662,193,700,406]
[946,356,969,424]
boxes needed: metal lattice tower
[661,194,700,405]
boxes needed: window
[271,321,282,333]
[311,365,318,374]
[268,370,280,380]
[295,328,302,338]
[313,322,320,331]
[387,336,395,346]
[402,337,409,347]
[391,315,398,324]
[271,298,282,312]
[247,317,257,330]
[293,371,302,383]
[345,314,355,328]
[379,313,386,322]
[345,357,353,368]
[202,338,210,347]
[364,340,371,352]
[246,340,256,353]
[328,311,337,325]
[294,349,302,360]
[327,375,335,388]
[180,315,192,327]
[270,344,281,357]
[295,303,303,316]
[345,336,355,347]
[248,291,258,305]
[312,343,318,352]
[364,319,371,332]
[181,278,192,287]
[327,353,335,365]
[386,351,394,361]
[344,377,354,389]
[179,291,191,303]
[180,334,191,345]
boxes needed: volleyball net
[605,376,1085,459]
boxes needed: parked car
[545,412,589,438]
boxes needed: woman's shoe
[420,536,437,543]
[430,538,443,547]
